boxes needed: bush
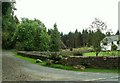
[111,44,117,51]
[15,42,23,50]
[49,52,63,63]
[46,59,53,65]
[73,51,83,56]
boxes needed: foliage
[34,20,50,51]
[2,6,109,54]
[2,2,18,49]
[73,51,83,56]
[13,18,50,51]
[61,28,105,51]
[13,18,37,50]
[46,59,53,65]
[84,51,120,56]
[111,44,117,51]
[38,28,51,51]
[49,23,61,52]
[49,52,63,63]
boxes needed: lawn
[84,51,120,56]
[15,54,119,73]
[61,47,120,57]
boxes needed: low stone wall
[60,56,119,69]
[17,51,49,61]
[17,51,119,69]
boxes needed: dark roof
[101,35,120,43]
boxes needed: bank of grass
[15,54,118,73]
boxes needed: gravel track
[2,50,119,81]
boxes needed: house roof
[101,35,120,43]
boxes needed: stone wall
[17,51,49,61]
[60,56,119,69]
[17,51,119,69]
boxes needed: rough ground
[2,50,119,81]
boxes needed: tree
[34,19,50,51]
[93,29,105,56]
[2,2,18,49]
[78,32,83,47]
[88,18,106,56]
[82,29,89,47]
[49,23,61,51]
[13,18,37,50]
[68,32,74,48]
[74,29,79,48]
[38,28,51,51]
[13,18,51,51]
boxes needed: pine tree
[50,23,61,51]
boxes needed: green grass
[84,51,120,56]
[61,47,120,57]
[15,54,119,73]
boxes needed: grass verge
[15,54,119,73]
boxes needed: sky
[14,0,119,34]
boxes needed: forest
[2,2,119,52]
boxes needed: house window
[103,42,107,45]
[111,42,113,45]
[117,41,120,45]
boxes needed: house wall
[101,43,111,51]
[101,41,120,51]
[117,44,120,50]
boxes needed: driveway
[2,50,119,81]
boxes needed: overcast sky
[14,0,119,34]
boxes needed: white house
[100,35,120,51]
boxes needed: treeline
[2,2,119,52]
[61,29,105,49]
[2,2,61,51]
[13,18,61,51]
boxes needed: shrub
[46,59,53,65]
[49,52,63,63]
[111,44,117,51]
[73,51,83,56]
